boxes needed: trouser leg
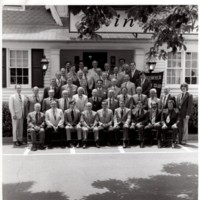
[94,127,99,141]
[17,118,24,142]
[30,129,37,144]
[182,118,189,142]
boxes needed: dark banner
[145,72,164,98]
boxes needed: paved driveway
[2,142,198,200]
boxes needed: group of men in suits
[8,60,193,150]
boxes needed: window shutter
[2,48,6,88]
[32,49,44,88]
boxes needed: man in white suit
[45,100,65,148]
[9,84,27,146]
[58,90,71,112]
[72,87,88,113]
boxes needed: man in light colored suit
[64,100,82,148]
[104,63,112,78]
[27,86,42,113]
[132,86,148,110]
[121,74,136,96]
[117,87,133,109]
[147,88,161,109]
[105,89,119,113]
[9,84,27,146]
[176,83,193,144]
[109,67,124,87]
[108,78,121,98]
[42,89,58,112]
[80,102,99,149]
[45,100,65,149]
[75,70,88,95]
[27,103,45,151]
[58,90,71,112]
[56,71,66,88]
[72,87,88,112]
[102,72,111,90]
[88,60,99,81]
[114,100,131,148]
[61,78,77,98]
[96,101,114,147]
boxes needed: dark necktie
[137,110,140,117]
[53,110,56,120]
[109,98,112,107]
[36,112,40,123]
[35,96,39,103]
[64,99,67,110]
[19,94,22,103]
[124,95,126,102]
[121,109,124,117]
[163,95,167,108]
[71,110,74,121]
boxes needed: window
[7,49,31,87]
[3,5,25,11]
[166,51,198,85]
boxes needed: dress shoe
[83,144,87,149]
[38,145,46,150]
[69,143,74,148]
[172,143,176,148]
[96,142,100,148]
[18,141,24,146]
[140,142,144,148]
[48,144,53,149]
[107,142,111,146]
[157,141,161,148]
[123,141,127,148]
[13,141,20,147]
[31,145,37,151]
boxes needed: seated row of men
[27,98,179,151]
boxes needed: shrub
[188,98,198,134]
[2,102,12,137]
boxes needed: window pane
[171,77,175,84]
[192,61,197,68]
[185,61,191,68]
[185,77,191,84]
[10,68,16,75]
[177,52,181,59]
[168,53,172,59]
[168,60,171,68]
[23,77,28,84]
[172,53,176,59]
[185,69,191,76]
[175,77,181,84]
[23,69,28,76]
[17,68,22,75]
[186,52,192,60]
[192,69,198,76]
[10,77,16,84]
[23,59,28,67]
[167,69,172,76]
[192,52,197,60]
[16,51,23,59]
[192,77,197,84]
[177,61,181,67]
[17,59,23,67]
[172,61,177,67]
[167,77,171,84]
[10,51,15,59]
[17,77,22,84]
[10,59,15,67]
[23,51,28,59]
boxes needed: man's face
[70,103,75,109]
[136,88,142,94]
[102,102,107,109]
[114,67,118,74]
[61,68,66,76]
[120,101,125,109]
[33,87,39,95]
[56,73,61,79]
[78,89,84,96]
[97,81,103,88]
[92,90,97,97]
[164,87,170,95]
[96,69,102,76]
[150,91,156,98]
[35,105,41,112]
[108,91,114,98]
[51,102,57,109]
[124,75,129,82]
[78,72,83,79]
[130,63,136,70]
[62,92,68,98]
[102,73,107,80]
[168,102,173,109]
[122,88,127,95]
[119,59,125,66]
[49,91,54,98]
[65,63,71,69]
[152,103,157,109]
[87,104,92,111]
[16,85,21,94]
[111,80,117,86]
[71,66,76,72]
[67,79,72,85]
[104,63,110,71]
[51,79,56,86]
[181,86,187,93]
[79,62,84,69]
[83,67,88,74]
[92,61,98,68]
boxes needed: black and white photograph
[1,2,199,200]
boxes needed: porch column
[50,49,60,77]
[133,49,145,71]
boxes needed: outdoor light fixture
[147,61,156,73]
[41,56,49,76]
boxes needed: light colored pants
[179,117,189,142]
[12,117,24,142]
[65,124,82,140]
[28,128,45,144]
[82,127,99,141]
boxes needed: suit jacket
[136,78,152,96]
[162,109,179,127]
[107,86,121,98]
[117,94,133,109]
[45,108,64,127]
[27,111,45,129]
[64,108,81,126]
[80,110,98,127]
[88,68,99,83]
[72,94,88,112]
[176,92,193,118]
[109,73,124,87]
[61,84,77,98]
[132,94,148,109]
[102,79,111,90]
[67,72,78,83]
[58,97,70,112]
[114,107,131,127]
[56,78,66,88]
[73,78,88,95]
[144,109,162,125]
[147,97,161,109]
[105,98,119,113]
[96,108,113,126]
[27,94,42,113]
[131,108,147,124]
[96,87,107,100]
[160,94,176,109]
[42,97,58,112]
[121,81,136,96]
[88,97,103,111]
[43,86,60,99]
[130,69,141,85]
[9,93,27,119]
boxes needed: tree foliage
[70,5,198,60]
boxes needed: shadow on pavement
[183,144,198,149]
[83,162,198,200]
[3,181,69,200]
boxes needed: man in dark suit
[144,101,162,148]
[88,89,103,111]
[42,89,58,112]
[27,103,46,151]
[109,67,124,87]
[117,87,133,109]
[176,83,193,144]
[161,100,179,148]
[27,86,43,113]
[64,100,82,148]
[136,71,151,96]
[130,101,147,148]
[74,70,88,95]
[105,89,119,113]
[61,67,67,83]
[160,86,176,110]
[43,78,60,99]
[114,100,131,148]
[104,63,112,78]
[58,90,70,112]
[96,79,107,100]
[129,62,140,85]
[107,78,121,98]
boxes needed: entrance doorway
[83,52,107,69]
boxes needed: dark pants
[144,125,161,142]
[46,126,66,146]
[162,126,178,143]
[115,123,129,142]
